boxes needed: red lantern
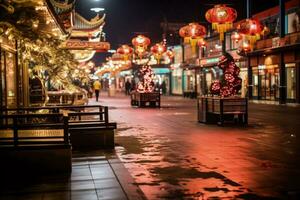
[205,4,237,41]
[179,23,206,53]
[179,25,190,44]
[150,43,167,63]
[261,26,270,38]
[197,38,206,48]
[231,32,242,43]
[165,50,174,59]
[132,35,151,48]
[132,35,151,58]
[117,45,133,60]
[237,19,263,50]
[240,42,251,53]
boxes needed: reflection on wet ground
[100,95,300,200]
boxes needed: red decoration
[210,80,221,95]
[231,32,242,43]
[237,19,264,50]
[205,4,237,41]
[179,23,206,53]
[150,43,167,63]
[210,53,242,97]
[137,65,155,93]
[165,50,174,59]
[179,25,190,43]
[197,38,206,48]
[117,45,133,60]
[132,35,151,58]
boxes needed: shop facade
[248,48,299,103]
[170,45,183,95]
[0,36,18,110]
[247,0,300,103]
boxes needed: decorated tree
[137,65,155,93]
[210,53,242,97]
[0,1,89,92]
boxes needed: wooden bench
[198,97,248,126]
[131,92,161,108]
[67,109,117,149]
[2,105,117,149]
[0,113,72,174]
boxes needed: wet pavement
[97,93,300,200]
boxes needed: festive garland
[210,53,242,97]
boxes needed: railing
[2,105,108,121]
[255,31,300,50]
[0,113,69,147]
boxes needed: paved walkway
[96,93,300,200]
[0,151,146,200]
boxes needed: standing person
[161,80,167,95]
[125,80,131,95]
[93,79,101,102]
[131,79,136,92]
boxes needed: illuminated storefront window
[286,63,296,100]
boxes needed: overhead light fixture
[90,7,105,13]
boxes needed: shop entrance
[258,65,280,100]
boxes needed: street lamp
[90,7,105,13]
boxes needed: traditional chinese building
[0,0,110,110]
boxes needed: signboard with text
[61,40,110,52]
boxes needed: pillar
[246,0,253,99]
[279,0,286,104]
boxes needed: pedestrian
[131,79,136,92]
[125,80,131,95]
[161,81,167,95]
[93,79,101,102]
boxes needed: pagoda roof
[49,0,75,15]
[73,13,105,31]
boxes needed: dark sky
[75,0,280,65]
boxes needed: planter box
[0,145,72,175]
[131,92,161,108]
[69,127,115,149]
[197,96,248,125]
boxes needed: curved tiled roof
[50,0,75,14]
[74,13,105,30]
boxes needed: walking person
[93,79,101,102]
[125,80,131,95]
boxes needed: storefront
[170,45,183,95]
[153,68,171,95]
[116,70,133,92]
[249,51,299,103]
[0,35,18,110]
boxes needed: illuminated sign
[200,57,220,66]
[61,40,110,52]
[153,68,170,74]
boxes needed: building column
[247,57,253,99]
[279,0,286,104]
[246,0,252,99]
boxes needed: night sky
[75,0,280,65]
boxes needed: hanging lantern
[237,19,263,50]
[197,38,206,48]
[231,32,242,43]
[237,42,251,55]
[179,23,206,53]
[150,43,167,63]
[179,25,190,44]
[132,35,151,59]
[165,50,174,59]
[205,4,237,41]
[117,45,133,61]
[261,26,270,38]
